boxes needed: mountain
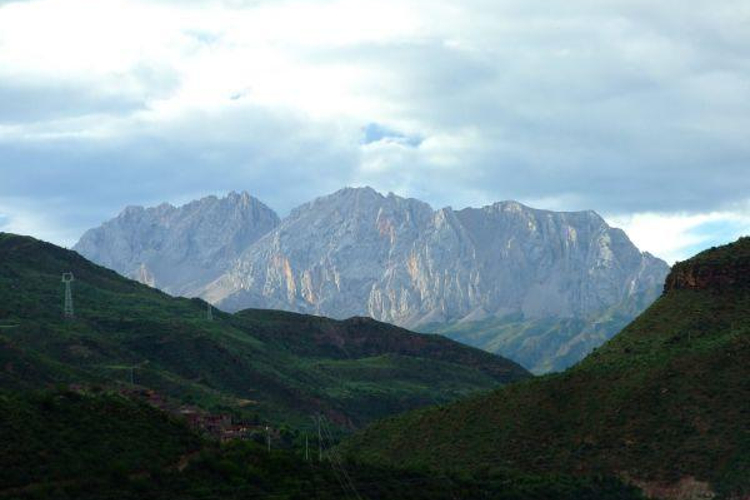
[341,237,750,499]
[75,187,669,373]
[205,187,669,372]
[0,232,528,428]
[74,191,280,297]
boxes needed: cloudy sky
[0,0,748,263]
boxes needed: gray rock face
[74,192,280,297]
[205,187,668,328]
[76,186,669,372]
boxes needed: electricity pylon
[61,273,74,318]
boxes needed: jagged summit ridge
[74,191,280,296]
[205,187,668,325]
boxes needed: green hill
[0,389,199,493]
[0,388,644,500]
[342,237,750,499]
[0,232,528,428]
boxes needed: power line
[320,416,365,500]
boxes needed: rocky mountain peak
[74,192,280,296]
[206,187,668,345]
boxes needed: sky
[0,0,749,263]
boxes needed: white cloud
[0,0,748,254]
[0,197,79,246]
[607,210,750,264]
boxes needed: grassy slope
[342,238,750,497]
[0,232,528,428]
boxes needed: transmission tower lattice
[61,272,75,318]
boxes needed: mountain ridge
[75,187,670,372]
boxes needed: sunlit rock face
[74,191,280,297]
[205,187,668,325]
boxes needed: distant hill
[0,232,528,429]
[75,187,669,373]
[342,237,750,499]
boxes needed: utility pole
[207,302,213,321]
[317,415,323,462]
[266,426,271,453]
[62,273,75,318]
[305,434,310,462]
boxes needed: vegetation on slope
[420,306,634,374]
[342,237,750,498]
[0,232,528,429]
[0,388,644,500]
[0,389,199,492]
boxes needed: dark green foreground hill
[0,232,528,428]
[0,388,644,499]
[343,238,750,499]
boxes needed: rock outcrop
[664,237,750,292]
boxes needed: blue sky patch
[361,123,423,147]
